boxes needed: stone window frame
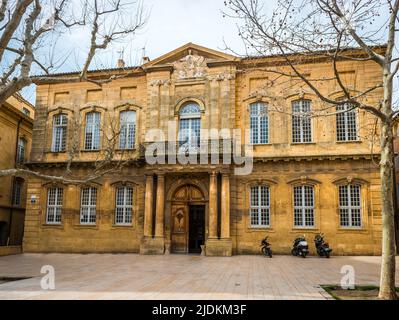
[17,137,26,164]
[113,103,142,150]
[291,99,313,144]
[328,90,363,144]
[51,113,68,152]
[110,181,140,228]
[174,98,205,144]
[46,107,74,153]
[332,177,370,232]
[79,105,106,152]
[284,92,317,146]
[249,101,269,145]
[12,177,24,206]
[287,177,321,231]
[243,96,273,146]
[244,179,277,231]
[44,185,65,225]
[79,185,98,226]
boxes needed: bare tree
[224,0,398,299]
[0,0,147,183]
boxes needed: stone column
[208,171,218,239]
[143,175,154,238]
[155,174,165,238]
[221,173,230,239]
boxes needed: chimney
[117,58,125,68]
[142,56,150,64]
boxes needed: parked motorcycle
[260,236,272,258]
[291,236,309,258]
[314,233,332,258]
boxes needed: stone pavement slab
[0,254,398,300]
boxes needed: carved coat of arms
[175,53,207,79]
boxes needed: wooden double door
[171,204,205,254]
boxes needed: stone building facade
[24,43,386,256]
[0,95,34,249]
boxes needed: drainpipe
[8,118,22,246]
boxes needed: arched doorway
[171,184,206,253]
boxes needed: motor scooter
[291,236,309,258]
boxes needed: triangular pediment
[143,43,239,68]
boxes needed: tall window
[292,100,312,143]
[46,188,63,224]
[52,114,68,152]
[119,111,136,149]
[250,102,268,144]
[336,103,358,141]
[17,138,26,164]
[178,103,201,149]
[250,185,270,227]
[115,186,133,225]
[339,185,361,227]
[84,112,101,150]
[80,187,97,224]
[293,185,314,227]
[12,178,23,206]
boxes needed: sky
[63,0,248,70]
[21,0,249,102]
[18,0,394,104]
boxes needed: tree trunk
[378,122,398,300]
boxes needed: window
[119,111,136,149]
[46,188,63,224]
[292,100,312,143]
[17,138,26,164]
[22,107,31,116]
[250,185,270,227]
[84,112,101,150]
[293,185,314,227]
[52,114,68,152]
[250,102,268,144]
[115,186,133,225]
[339,184,362,227]
[178,103,201,149]
[336,103,358,141]
[12,178,23,206]
[80,187,97,224]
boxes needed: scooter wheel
[302,252,307,258]
[325,252,330,258]
[291,249,297,256]
[269,251,273,258]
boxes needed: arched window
[119,111,136,150]
[293,185,314,227]
[84,112,101,150]
[336,103,358,141]
[178,103,201,149]
[250,102,268,144]
[292,99,312,143]
[17,138,26,164]
[250,185,270,227]
[52,114,68,152]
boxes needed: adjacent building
[0,94,34,250]
[23,43,386,256]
